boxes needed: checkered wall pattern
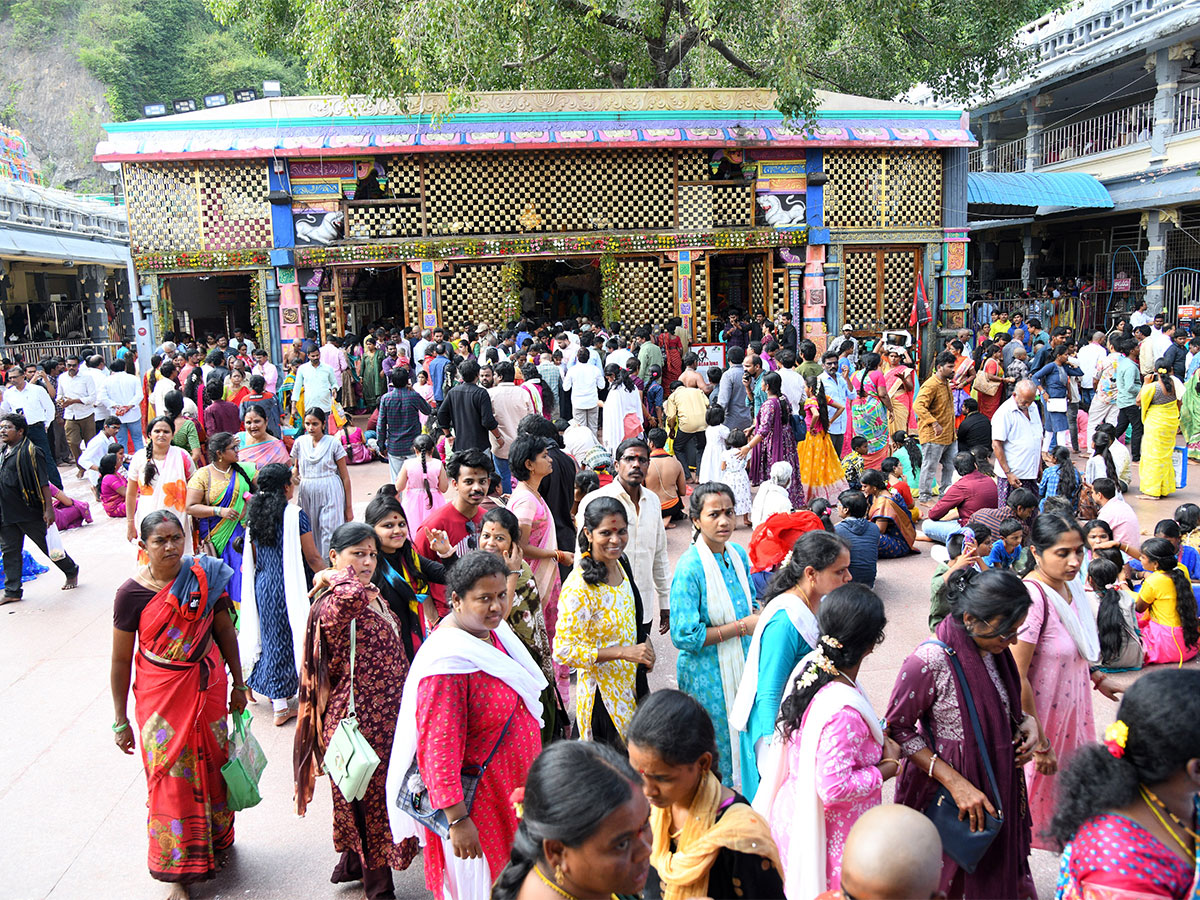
[423,150,675,235]
[773,266,788,320]
[676,150,710,182]
[345,203,423,240]
[125,163,203,253]
[843,250,881,330]
[822,149,942,229]
[405,272,421,329]
[677,183,753,230]
[198,161,273,251]
[439,262,507,329]
[749,256,766,313]
[384,157,422,197]
[881,250,917,329]
[612,257,674,327]
[841,248,919,332]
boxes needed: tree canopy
[206,0,1057,117]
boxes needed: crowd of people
[56,306,1200,900]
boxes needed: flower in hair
[510,786,525,818]
[1103,720,1129,759]
[797,664,820,690]
[821,635,843,650]
[813,647,839,675]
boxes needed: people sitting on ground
[860,469,917,558]
[956,396,992,455]
[984,518,1024,570]
[916,450,999,544]
[879,456,915,512]
[842,435,867,490]
[749,461,794,532]
[99,452,128,518]
[1135,537,1200,665]
[928,524,991,631]
[967,486,1038,549]
[1090,557,1143,673]
[1038,445,1082,514]
[889,430,921,495]
[835,489,880,588]
[807,497,835,533]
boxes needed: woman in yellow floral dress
[553,496,655,749]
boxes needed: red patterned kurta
[415,634,542,898]
[317,572,420,871]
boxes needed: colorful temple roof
[95,88,975,162]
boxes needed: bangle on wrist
[112,720,131,733]
[448,814,469,828]
[233,683,249,692]
[1034,739,1051,753]
[928,753,938,778]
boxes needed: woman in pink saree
[883,347,917,435]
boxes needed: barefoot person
[0,412,79,603]
[110,510,246,899]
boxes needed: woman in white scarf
[752,584,896,899]
[386,551,547,900]
[1014,513,1120,852]
[730,530,851,799]
[600,364,645,455]
[668,483,757,788]
[750,461,795,531]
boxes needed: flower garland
[133,248,272,272]
[500,259,523,323]
[599,251,619,326]
[248,273,266,349]
[150,274,172,338]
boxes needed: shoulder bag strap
[478,702,519,774]
[921,640,1004,816]
[347,619,357,718]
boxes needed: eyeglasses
[619,455,648,465]
[969,623,1020,642]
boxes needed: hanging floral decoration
[599,251,619,326]
[133,248,272,272]
[500,259,523,323]
[248,273,266,348]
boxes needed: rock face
[0,19,113,192]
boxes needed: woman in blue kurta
[730,529,852,798]
[670,482,758,788]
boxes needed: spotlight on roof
[262,80,282,98]
[172,98,198,114]
[233,88,258,103]
[143,103,168,118]
[203,93,228,109]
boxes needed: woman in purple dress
[738,372,803,507]
[885,567,1042,899]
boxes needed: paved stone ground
[2,453,1197,900]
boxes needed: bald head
[1013,379,1036,407]
[838,805,945,899]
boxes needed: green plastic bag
[221,708,267,811]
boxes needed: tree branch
[553,0,641,36]
[501,45,561,68]
[703,35,761,78]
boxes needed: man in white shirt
[562,348,606,436]
[776,349,806,412]
[77,416,121,488]
[229,328,256,354]
[1,365,63,487]
[1075,331,1108,411]
[57,355,98,464]
[86,355,112,420]
[1149,313,1172,361]
[991,380,1043,507]
[294,347,338,415]
[576,437,670,632]
[606,336,634,372]
[149,361,177,420]
[819,349,851,450]
[251,348,279,394]
[562,419,602,463]
[412,329,433,364]
[99,356,145,454]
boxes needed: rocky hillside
[0,0,305,192]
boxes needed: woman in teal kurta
[670,483,757,787]
[730,530,853,797]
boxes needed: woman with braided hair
[1136,537,1200,665]
[396,433,447,531]
[753,583,892,896]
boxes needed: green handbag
[221,708,267,811]
[325,619,380,802]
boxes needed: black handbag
[396,702,518,839]
[921,640,1004,874]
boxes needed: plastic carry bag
[221,708,267,811]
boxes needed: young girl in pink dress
[338,422,373,464]
[396,434,447,531]
[755,584,896,897]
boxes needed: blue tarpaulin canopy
[967,172,1113,209]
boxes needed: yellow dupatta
[649,770,781,900]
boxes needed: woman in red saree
[110,509,245,900]
[975,342,1010,419]
[656,322,684,387]
[949,340,976,427]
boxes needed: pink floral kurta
[1020,581,1095,850]
[770,701,883,891]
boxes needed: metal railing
[0,339,123,364]
[968,138,1028,174]
[1041,101,1153,165]
[1176,83,1200,134]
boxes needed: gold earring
[555,866,565,886]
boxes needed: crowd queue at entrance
[64,303,1200,900]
